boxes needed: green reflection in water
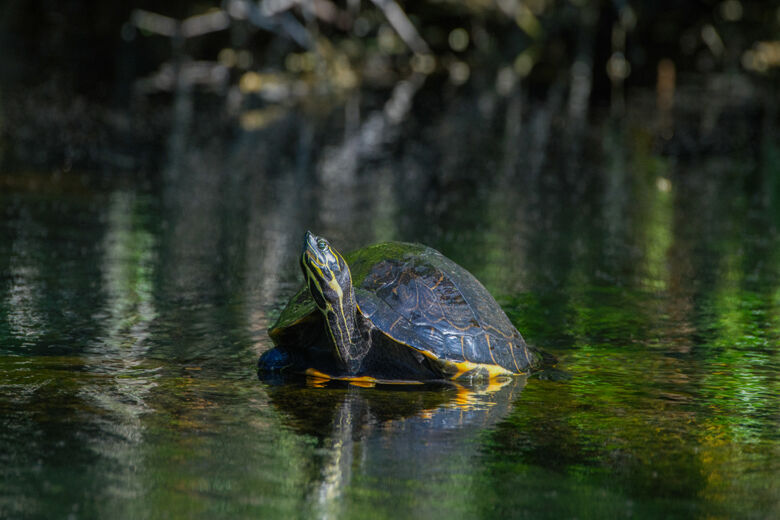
[1,91,779,520]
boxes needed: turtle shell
[269,242,540,378]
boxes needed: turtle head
[300,231,352,310]
[300,231,363,371]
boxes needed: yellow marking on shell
[439,315,479,332]
[454,358,514,379]
[410,345,514,380]
[414,277,477,333]
[371,325,519,380]
[508,338,521,372]
[484,323,513,339]
[485,335,498,365]
[389,316,404,331]
[430,274,444,290]
[450,361,474,380]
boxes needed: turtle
[258,231,542,382]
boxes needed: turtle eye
[317,239,327,251]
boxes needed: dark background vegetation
[1,0,778,92]
[1,0,778,175]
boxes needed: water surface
[1,85,778,519]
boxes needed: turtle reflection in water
[263,376,526,516]
[259,232,544,382]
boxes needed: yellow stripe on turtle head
[300,245,354,367]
